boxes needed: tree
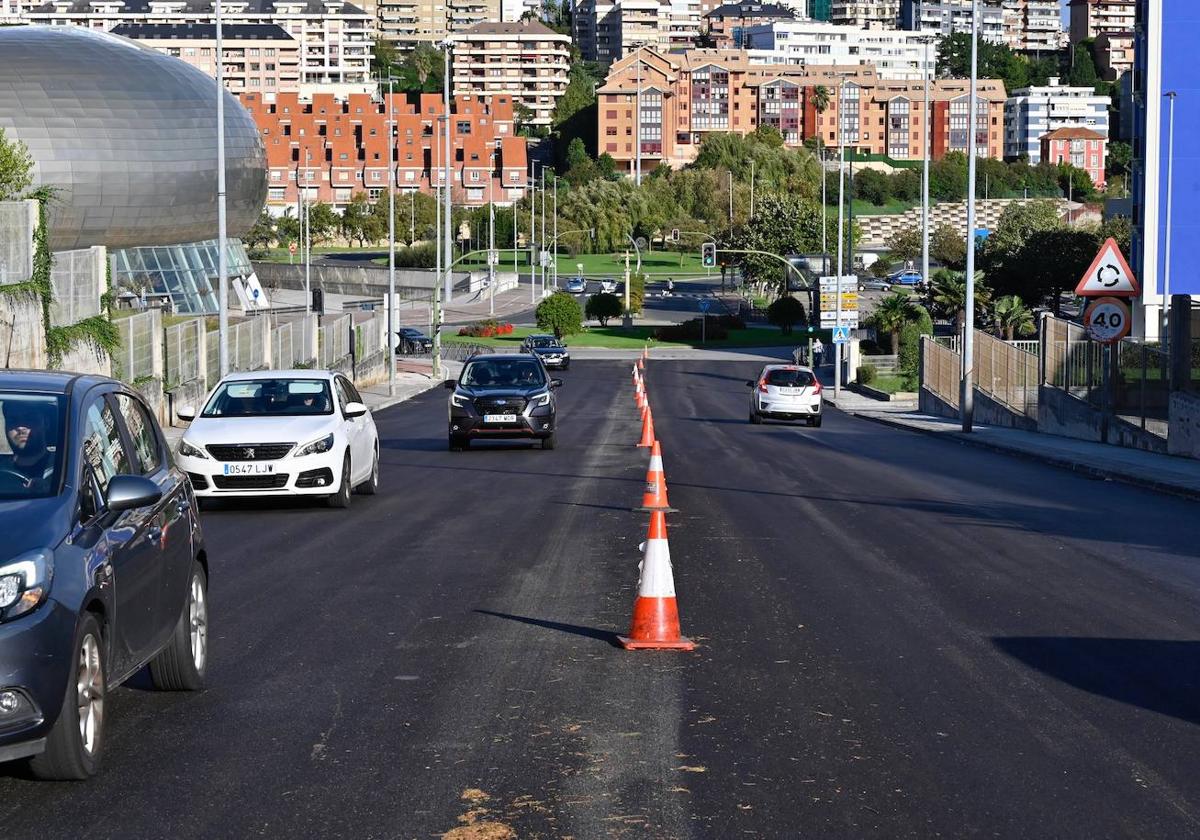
[0,127,33,201]
[584,292,623,326]
[886,225,923,264]
[767,296,806,334]
[1068,43,1099,89]
[869,292,919,354]
[811,85,831,113]
[535,291,583,338]
[929,268,990,334]
[723,193,828,290]
[854,168,891,206]
[553,57,600,132]
[889,168,921,202]
[1107,140,1132,183]
[243,211,276,253]
[340,192,379,247]
[993,295,1036,340]
[396,44,444,94]
[305,202,339,245]
[930,223,966,270]
[753,124,785,148]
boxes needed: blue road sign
[831,325,851,344]
[698,298,712,313]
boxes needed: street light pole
[834,76,847,400]
[635,43,642,186]
[488,144,496,316]
[540,166,546,297]
[530,162,537,305]
[1162,91,1177,348]
[442,43,453,305]
[216,0,229,376]
[921,34,932,288]
[432,117,442,380]
[386,73,396,396]
[961,0,979,433]
[749,158,755,219]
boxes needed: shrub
[584,292,623,326]
[653,317,730,342]
[457,319,514,337]
[857,364,877,385]
[535,292,583,338]
[766,296,806,334]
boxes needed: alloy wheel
[76,634,105,756]
[189,573,208,673]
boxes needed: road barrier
[637,440,675,512]
[637,405,655,447]
[618,510,695,651]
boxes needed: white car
[747,364,823,427]
[175,370,380,508]
[599,278,617,294]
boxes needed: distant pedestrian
[812,337,825,368]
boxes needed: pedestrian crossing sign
[832,326,851,344]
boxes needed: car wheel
[749,410,763,424]
[541,433,557,450]
[149,561,208,691]
[29,614,106,780]
[810,416,823,428]
[326,455,352,508]
[356,445,380,495]
[449,435,468,451]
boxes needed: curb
[848,410,1200,502]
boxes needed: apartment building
[745,19,937,80]
[1094,30,1133,80]
[240,90,528,209]
[25,0,372,89]
[1004,77,1110,163]
[807,0,831,20]
[110,23,301,94]
[451,21,571,129]
[830,0,898,28]
[375,0,501,49]
[595,48,1005,172]
[1068,0,1133,45]
[705,2,796,49]
[1002,0,1064,52]
[899,0,1006,44]
[1040,126,1106,188]
[573,0,701,63]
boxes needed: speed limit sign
[1083,296,1131,344]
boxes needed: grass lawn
[826,198,917,217]
[255,246,378,264]
[443,325,807,350]
[868,374,916,394]
[367,249,719,277]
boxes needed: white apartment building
[573,0,700,63]
[830,0,898,28]
[1004,77,1111,163]
[24,0,373,87]
[1002,0,1064,51]
[899,0,1005,44]
[744,20,936,80]
[500,0,540,20]
[451,20,570,127]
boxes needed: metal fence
[49,247,104,327]
[921,336,960,409]
[272,321,295,370]
[354,314,385,360]
[319,313,351,369]
[164,318,204,387]
[114,311,158,382]
[440,341,493,362]
[205,317,267,382]
[974,330,1039,419]
[1043,315,1101,398]
[0,200,35,287]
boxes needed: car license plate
[222,463,274,475]
[780,387,798,395]
[483,413,517,423]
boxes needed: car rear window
[766,369,815,387]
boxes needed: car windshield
[201,379,334,417]
[765,369,815,387]
[529,338,559,349]
[461,358,546,388]
[0,392,67,500]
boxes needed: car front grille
[206,442,294,461]
[212,474,290,490]
[474,397,527,414]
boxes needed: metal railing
[272,321,294,370]
[164,318,204,387]
[114,311,158,382]
[921,335,960,409]
[975,330,1038,419]
[205,318,267,383]
[318,313,351,369]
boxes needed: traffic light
[671,228,680,242]
[701,242,716,267]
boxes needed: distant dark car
[395,328,433,354]
[446,354,563,450]
[0,372,209,779]
[521,334,570,370]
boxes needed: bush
[535,292,583,339]
[457,319,514,337]
[585,292,623,326]
[897,322,923,383]
[653,317,729,342]
[857,364,877,385]
[766,296,806,334]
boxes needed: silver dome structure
[0,25,266,252]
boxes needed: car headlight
[0,549,53,623]
[295,433,335,457]
[178,438,207,459]
[450,393,471,408]
[529,392,551,409]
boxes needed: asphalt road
[3,360,1200,838]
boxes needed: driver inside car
[2,402,55,489]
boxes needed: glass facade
[111,239,254,315]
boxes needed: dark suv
[520,334,570,370]
[0,371,209,779]
[446,354,562,450]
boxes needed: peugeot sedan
[747,365,823,426]
[175,371,379,508]
[0,371,209,779]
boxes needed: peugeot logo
[243,447,256,459]
[496,399,507,405]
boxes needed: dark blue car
[0,371,209,779]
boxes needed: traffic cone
[637,440,675,512]
[618,511,695,651]
[637,355,645,371]
[636,405,655,447]
[636,387,646,411]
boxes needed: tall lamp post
[216,0,229,376]
[442,41,453,306]
[833,71,853,400]
[920,34,934,289]
[961,0,980,433]
[1162,90,1178,349]
[386,73,396,396]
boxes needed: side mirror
[443,379,458,389]
[344,401,368,418]
[550,378,564,389]
[105,474,163,513]
[176,405,195,422]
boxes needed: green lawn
[443,325,806,350]
[826,198,918,217]
[371,249,718,277]
[868,374,916,394]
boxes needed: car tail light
[758,377,769,393]
[811,379,823,395]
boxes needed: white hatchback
[747,364,823,427]
[175,370,380,508]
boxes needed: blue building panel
[1157,2,1200,295]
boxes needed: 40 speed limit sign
[1083,296,1131,344]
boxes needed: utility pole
[635,43,643,186]
[530,162,537,304]
[540,165,546,297]
[728,170,733,224]
[552,176,558,289]
[409,190,415,245]
[749,158,756,219]
[922,34,932,288]
[442,41,453,305]
[834,76,847,399]
[433,118,442,379]
[488,142,496,316]
[1163,90,1178,348]
[961,0,979,432]
[386,73,396,396]
[216,0,229,376]
[821,147,827,276]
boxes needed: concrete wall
[1039,385,1169,454]
[0,293,47,369]
[1168,391,1200,459]
[856,198,1068,247]
[254,262,470,299]
[919,384,1037,431]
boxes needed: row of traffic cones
[620,346,695,651]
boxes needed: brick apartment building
[704,2,795,49]
[1041,126,1106,189]
[239,91,529,211]
[596,48,1006,172]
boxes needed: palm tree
[993,295,1036,340]
[811,85,831,113]
[869,292,918,354]
[929,269,991,336]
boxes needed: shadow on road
[475,609,621,647]
[993,637,1200,725]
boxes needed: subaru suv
[521,334,570,370]
[446,354,563,450]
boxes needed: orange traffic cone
[618,511,695,651]
[636,406,655,447]
[637,440,675,512]
[637,355,645,371]
[635,378,646,408]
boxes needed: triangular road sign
[1076,238,1140,297]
